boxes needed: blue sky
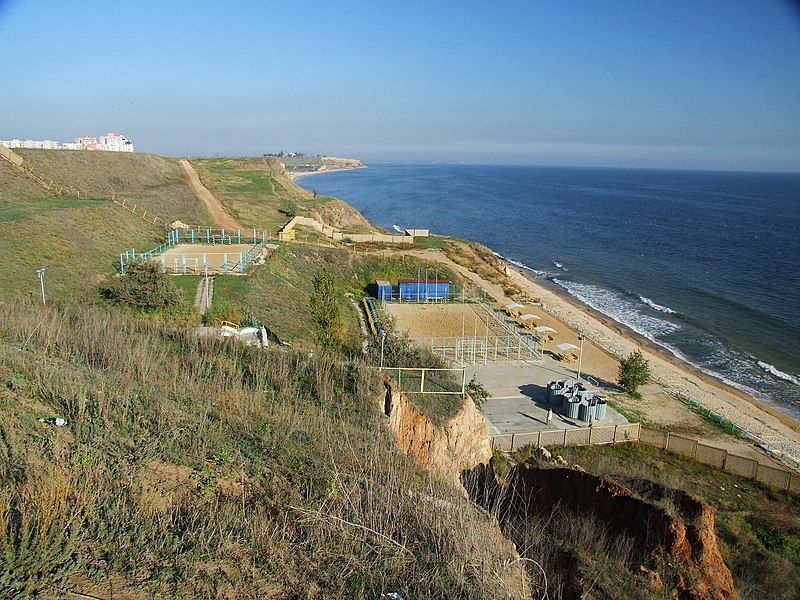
[1,0,799,170]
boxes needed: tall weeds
[0,297,522,598]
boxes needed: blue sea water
[299,164,800,418]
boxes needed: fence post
[752,461,759,479]
[510,433,515,453]
[588,427,593,446]
[536,431,541,448]
[561,430,567,447]
[664,432,671,451]
[420,369,425,393]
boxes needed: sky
[1,0,800,170]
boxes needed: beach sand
[392,245,800,457]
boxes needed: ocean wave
[493,252,554,278]
[639,296,677,314]
[553,260,567,271]
[392,224,404,233]
[758,361,800,386]
[553,279,680,340]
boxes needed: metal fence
[413,334,542,364]
[379,366,466,397]
[490,423,641,452]
[639,429,800,494]
[120,227,269,274]
[657,388,800,471]
[489,425,799,495]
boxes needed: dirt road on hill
[180,159,240,229]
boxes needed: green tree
[466,376,491,410]
[618,350,651,393]
[310,268,343,350]
[109,262,181,311]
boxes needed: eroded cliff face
[320,156,365,171]
[383,381,491,487]
[463,461,739,600]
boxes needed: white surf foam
[392,224,404,233]
[639,295,677,314]
[553,279,680,340]
[758,362,800,386]
[493,252,554,278]
[553,261,567,271]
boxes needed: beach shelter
[535,326,556,334]
[519,313,541,322]
[504,302,524,316]
[556,342,580,361]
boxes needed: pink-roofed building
[74,135,97,150]
[98,132,134,152]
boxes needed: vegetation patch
[553,442,800,599]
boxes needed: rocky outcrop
[320,156,365,171]
[383,381,491,487]
[463,461,739,600]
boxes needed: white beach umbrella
[535,326,557,334]
[504,302,523,309]
[556,342,579,352]
[519,313,541,321]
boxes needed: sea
[298,164,800,419]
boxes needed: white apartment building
[97,132,134,152]
[0,139,61,150]
[0,132,135,152]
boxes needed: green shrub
[310,268,343,350]
[107,262,181,311]
[204,302,244,326]
[618,350,651,393]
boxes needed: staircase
[194,276,214,313]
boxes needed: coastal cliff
[383,380,491,487]
[464,460,739,600]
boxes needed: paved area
[468,359,628,435]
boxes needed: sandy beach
[393,245,800,460]
[289,165,366,181]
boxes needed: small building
[376,280,392,301]
[397,279,450,300]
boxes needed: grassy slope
[190,156,362,233]
[0,299,520,599]
[552,443,800,600]
[0,151,211,299]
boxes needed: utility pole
[36,268,45,305]
[576,334,585,381]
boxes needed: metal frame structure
[120,227,269,275]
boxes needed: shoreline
[290,165,367,181]
[502,257,800,433]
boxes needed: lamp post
[36,268,45,305]
[576,334,585,381]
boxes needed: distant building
[0,139,61,149]
[0,132,135,152]
[73,135,98,150]
[98,132,134,152]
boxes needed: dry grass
[0,298,523,598]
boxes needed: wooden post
[510,433,515,453]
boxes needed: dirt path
[180,159,240,229]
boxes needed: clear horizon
[1,1,799,171]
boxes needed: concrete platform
[467,360,628,435]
